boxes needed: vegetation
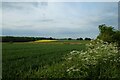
[63,39,120,78]
[34,40,58,43]
[76,38,83,40]
[2,24,120,79]
[84,38,91,40]
[97,24,120,44]
[1,36,57,42]
[1,36,92,42]
[2,36,38,42]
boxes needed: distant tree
[49,37,53,40]
[0,36,2,42]
[84,38,91,40]
[68,38,72,40]
[76,38,83,40]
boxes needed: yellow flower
[34,40,57,43]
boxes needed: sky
[1,0,120,2]
[2,2,118,39]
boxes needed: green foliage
[97,24,115,43]
[84,38,91,40]
[113,30,120,47]
[97,24,120,45]
[63,39,120,78]
[76,38,83,40]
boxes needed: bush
[60,40,120,79]
[63,39,120,78]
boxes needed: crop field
[2,40,89,79]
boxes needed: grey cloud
[2,2,118,38]
[2,2,49,10]
[36,19,54,23]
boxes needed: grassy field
[3,40,120,79]
[2,40,89,79]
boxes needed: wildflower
[67,57,72,60]
[89,50,93,53]
[103,58,107,61]
[72,69,79,72]
[110,60,113,62]
[89,43,92,46]
[67,66,75,72]
[65,39,119,77]
[67,69,70,72]
[70,50,80,55]
[34,40,57,43]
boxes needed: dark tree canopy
[97,24,120,48]
[97,24,115,43]
[76,38,83,40]
[68,38,72,40]
[84,38,91,40]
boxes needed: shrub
[63,39,120,78]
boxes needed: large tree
[97,24,115,43]
[97,24,120,51]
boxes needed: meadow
[2,40,88,79]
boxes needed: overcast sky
[2,2,118,39]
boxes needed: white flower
[68,57,72,60]
[67,69,70,72]
[89,50,93,53]
[72,69,79,72]
[70,50,80,55]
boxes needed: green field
[3,40,120,79]
[2,40,88,79]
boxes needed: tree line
[1,36,92,42]
[1,36,61,42]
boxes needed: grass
[2,40,88,79]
